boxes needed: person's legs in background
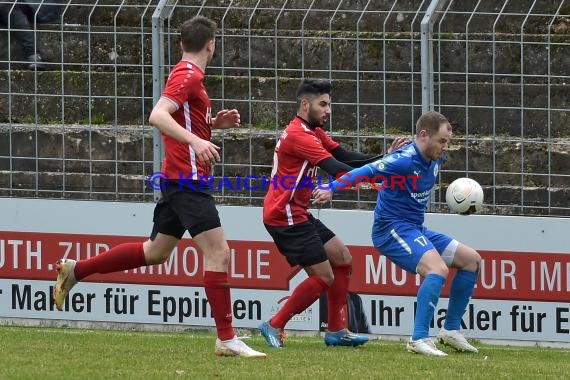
[0,4,46,70]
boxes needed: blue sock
[412,273,446,341]
[444,270,478,330]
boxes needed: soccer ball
[445,177,484,215]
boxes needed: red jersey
[263,116,340,226]
[160,60,213,180]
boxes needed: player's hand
[387,136,411,153]
[212,109,241,129]
[191,137,221,164]
[312,188,333,205]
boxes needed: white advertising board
[0,198,569,345]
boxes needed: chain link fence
[1,0,568,216]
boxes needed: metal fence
[1,0,568,216]
[1,0,156,201]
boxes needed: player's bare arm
[211,108,241,129]
[149,97,221,163]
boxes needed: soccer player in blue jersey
[313,111,481,356]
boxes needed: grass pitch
[1,326,569,379]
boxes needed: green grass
[1,326,570,379]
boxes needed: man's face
[423,123,451,160]
[306,94,331,126]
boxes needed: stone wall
[0,0,568,215]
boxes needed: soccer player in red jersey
[259,79,408,348]
[52,15,265,358]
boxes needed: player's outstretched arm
[317,157,353,177]
[331,146,379,168]
[331,137,411,168]
[312,164,376,205]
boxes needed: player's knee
[217,247,231,267]
[208,245,231,268]
[467,249,482,272]
[145,247,173,265]
[327,245,352,266]
[436,264,450,278]
[418,255,449,278]
[425,260,449,278]
[144,235,179,265]
[339,247,352,265]
[321,273,335,286]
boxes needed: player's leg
[318,218,351,332]
[444,242,480,335]
[259,222,331,347]
[293,260,334,322]
[373,221,447,356]
[162,182,233,342]
[192,226,265,358]
[428,231,480,352]
[316,217,368,346]
[53,198,183,311]
[414,250,448,339]
[409,251,448,356]
[323,240,353,332]
[192,226,233,341]
[172,184,264,358]
[54,237,178,310]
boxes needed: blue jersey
[331,142,443,225]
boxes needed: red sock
[204,271,235,341]
[270,275,328,330]
[74,242,146,281]
[327,264,351,332]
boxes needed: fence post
[420,0,447,113]
[151,0,175,202]
[421,0,448,212]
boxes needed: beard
[307,106,325,127]
[429,146,442,160]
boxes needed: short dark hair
[180,15,217,53]
[296,79,331,103]
[416,111,451,136]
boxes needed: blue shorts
[371,218,457,274]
